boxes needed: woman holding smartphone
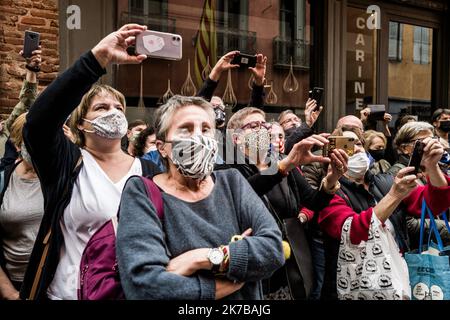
[317,125,450,300]
[20,24,160,300]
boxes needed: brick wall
[0,0,59,115]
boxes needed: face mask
[20,143,32,164]
[83,109,128,139]
[440,121,450,133]
[214,108,226,127]
[369,149,385,162]
[145,145,157,154]
[169,134,218,180]
[243,128,271,154]
[347,152,370,180]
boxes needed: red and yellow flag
[194,0,217,87]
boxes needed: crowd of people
[0,24,449,300]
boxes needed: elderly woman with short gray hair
[388,121,435,177]
[388,121,450,249]
[116,95,285,300]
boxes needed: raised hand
[248,54,267,86]
[91,24,148,68]
[389,167,418,199]
[305,98,322,127]
[209,51,240,81]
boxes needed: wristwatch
[207,248,225,273]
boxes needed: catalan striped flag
[194,0,217,87]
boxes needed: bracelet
[319,177,340,194]
[219,245,229,274]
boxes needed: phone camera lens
[172,36,176,40]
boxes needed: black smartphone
[408,140,425,174]
[23,31,40,59]
[367,104,386,122]
[231,53,257,69]
[308,87,324,111]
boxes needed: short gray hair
[154,95,216,142]
[394,121,434,148]
[227,107,265,130]
[278,109,295,124]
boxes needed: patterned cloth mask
[243,128,271,154]
[169,134,218,180]
[83,109,128,139]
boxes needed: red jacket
[318,175,450,245]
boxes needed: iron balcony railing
[273,36,310,70]
[216,27,257,57]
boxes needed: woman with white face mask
[116,95,285,299]
[317,126,450,300]
[21,24,161,300]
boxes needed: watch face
[209,249,224,265]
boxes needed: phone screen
[408,140,424,174]
[367,105,386,122]
[231,53,256,68]
[309,87,324,111]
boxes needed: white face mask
[347,152,370,180]
[83,109,128,139]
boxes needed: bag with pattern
[337,215,411,300]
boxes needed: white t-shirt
[47,149,142,300]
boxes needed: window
[274,0,308,68]
[125,0,172,32]
[216,0,254,56]
[413,26,430,64]
[388,22,403,61]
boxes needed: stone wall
[0,0,59,115]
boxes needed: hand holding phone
[323,136,355,157]
[230,53,257,69]
[408,140,425,174]
[135,30,182,61]
[367,104,386,122]
[23,31,40,59]
[308,87,324,111]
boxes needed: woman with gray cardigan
[116,95,285,300]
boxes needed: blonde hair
[364,130,387,150]
[69,84,126,147]
[227,107,266,130]
[10,113,27,148]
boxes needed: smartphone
[323,136,355,157]
[309,87,324,111]
[231,53,257,69]
[23,31,40,59]
[135,30,182,61]
[440,120,450,132]
[408,140,425,174]
[367,104,386,122]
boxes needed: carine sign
[346,5,380,115]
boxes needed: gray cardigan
[116,169,284,300]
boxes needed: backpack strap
[139,176,164,220]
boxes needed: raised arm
[4,48,41,133]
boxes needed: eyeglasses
[405,136,438,145]
[240,121,272,131]
[280,116,300,126]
